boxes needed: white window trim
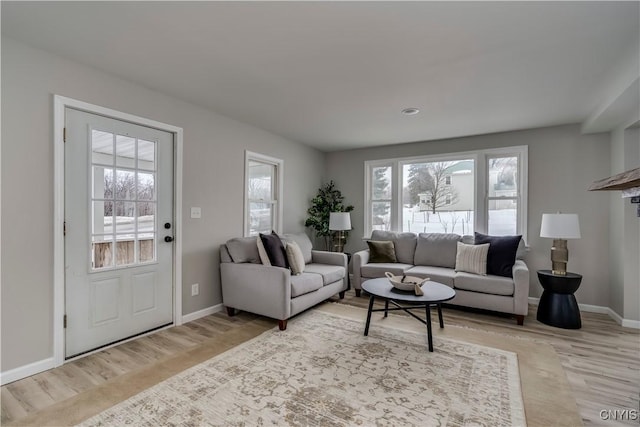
[244,151,284,237]
[364,146,528,241]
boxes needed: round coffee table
[362,277,456,352]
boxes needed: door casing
[53,95,183,367]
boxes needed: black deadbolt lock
[164,223,171,229]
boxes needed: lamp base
[550,239,568,276]
[332,231,346,253]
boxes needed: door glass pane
[371,202,391,231]
[115,169,136,200]
[93,201,114,235]
[401,159,474,234]
[138,139,155,171]
[488,201,518,235]
[249,202,273,236]
[137,202,155,233]
[115,135,136,168]
[488,157,518,197]
[138,238,155,263]
[114,201,135,236]
[92,130,114,165]
[116,240,135,266]
[137,172,155,201]
[92,167,114,199]
[248,161,274,200]
[92,237,113,269]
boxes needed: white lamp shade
[540,213,581,239]
[329,212,351,231]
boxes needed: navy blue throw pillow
[474,232,522,278]
[259,231,289,269]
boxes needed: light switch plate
[191,207,202,219]
[191,283,199,296]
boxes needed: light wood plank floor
[2,292,639,426]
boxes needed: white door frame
[53,95,183,367]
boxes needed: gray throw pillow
[367,240,397,263]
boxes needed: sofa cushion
[371,230,417,264]
[367,240,397,263]
[361,263,413,278]
[454,272,514,296]
[304,264,345,285]
[414,233,461,268]
[285,241,305,275]
[455,242,489,275]
[404,266,456,287]
[290,273,324,297]
[259,232,289,268]
[282,233,313,264]
[226,237,260,264]
[474,232,522,278]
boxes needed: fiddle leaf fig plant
[305,181,354,250]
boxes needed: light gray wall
[1,38,325,372]
[326,124,611,307]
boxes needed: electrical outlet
[191,283,199,296]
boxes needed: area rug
[79,310,526,426]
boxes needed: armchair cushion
[259,232,289,268]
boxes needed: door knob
[164,236,174,243]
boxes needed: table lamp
[329,212,351,252]
[540,213,581,275]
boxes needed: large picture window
[365,146,527,240]
[244,151,283,236]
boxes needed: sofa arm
[512,260,530,316]
[311,250,347,267]
[220,262,291,320]
[351,249,370,291]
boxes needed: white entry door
[64,108,174,358]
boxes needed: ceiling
[2,1,638,152]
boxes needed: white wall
[326,124,611,307]
[1,38,325,373]
[609,127,639,322]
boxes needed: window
[364,146,527,239]
[244,151,283,237]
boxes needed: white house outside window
[364,146,528,240]
[244,151,283,237]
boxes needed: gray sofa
[220,233,348,330]
[352,231,529,325]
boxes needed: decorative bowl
[384,272,429,292]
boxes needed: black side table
[536,270,583,329]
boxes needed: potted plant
[305,181,354,250]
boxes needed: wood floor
[2,291,639,426]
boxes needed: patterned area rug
[79,310,526,426]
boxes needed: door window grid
[90,129,157,270]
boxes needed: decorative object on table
[536,270,583,329]
[329,212,351,252]
[304,181,354,250]
[384,272,428,295]
[540,213,581,276]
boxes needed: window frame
[364,146,528,241]
[244,151,284,237]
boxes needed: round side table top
[537,270,582,294]
[362,277,455,303]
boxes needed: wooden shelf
[589,168,640,191]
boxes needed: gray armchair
[220,233,347,330]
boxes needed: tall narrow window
[368,165,392,232]
[487,156,520,235]
[245,152,283,236]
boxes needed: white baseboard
[528,297,639,329]
[1,357,55,386]
[181,304,224,324]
